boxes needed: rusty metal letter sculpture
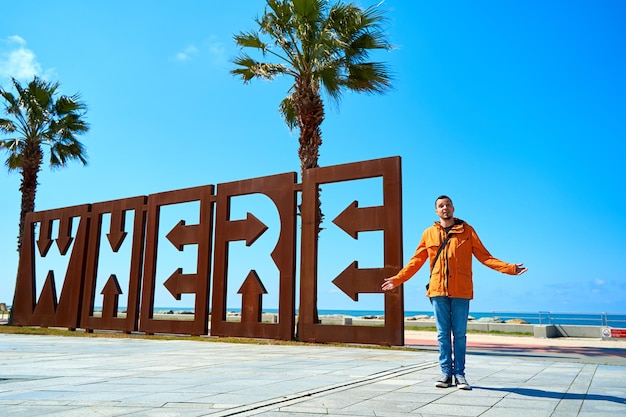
[11,157,405,345]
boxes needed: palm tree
[232,0,393,228]
[0,76,90,251]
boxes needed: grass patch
[0,322,533,352]
[0,325,420,351]
[470,329,533,337]
[405,325,437,332]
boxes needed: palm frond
[0,76,90,166]
[0,138,21,151]
[50,139,88,168]
[54,94,87,116]
[234,30,267,53]
[0,118,16,134]
[232,0,393,146]
[231,53,289,82]
[279,95,298,130]
[317,65,342,101]
[344,62,391,93]
[6,152,22,170]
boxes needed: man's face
[435,198,454,220]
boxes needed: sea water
[152,307,626,327]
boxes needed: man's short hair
[435,195,452,206]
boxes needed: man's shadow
[476,386,626,405]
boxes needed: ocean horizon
[142,307,626,327]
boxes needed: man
[382,195,527,390]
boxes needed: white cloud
[8,35,26,46]
[0,36,43,82]
[172,37,227,67]
[174,45,199,62]
[206,38,226,65]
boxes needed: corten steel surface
[210,173,297,340]
[298,157,404,346]
[10,157,405,346]
[139,185,215,336]
[12,205,91,329]
[80,197,147,333]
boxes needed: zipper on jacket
[441,229,449,296]
[443,244,449,296]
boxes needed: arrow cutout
[333,201,385,239]
[36,219,54,257]
[227,213,268,246]
[163,268,197,300]
[332,261,390,301]
[237,270,267,323]
[101,274,122,318]
[55,216,74,255]
[166,220,200,251]
[106,210,127,252]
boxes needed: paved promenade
[1,332,625,416]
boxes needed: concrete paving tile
[342,398,424,414]
[0,389,74,401]
[434,391,501,407]
[375,391,443,404]
[41,405,151,417]
[53,389,146,402]
[272,405,330,415]
[129,391,218,405]
[306,387,382,400]
[391,385,448,394]
[288,395,364,409]
[0,405,82,417]
[121,407,217,417]
[579,399,626,413]
[1,333,624,416]
[461,387,508,398]
[552,399,584,414]
[255,411,334,417]
[192,393,278,407]
[413,403,489,416]
[480,407,553,417]
[495,397,559,410]
[352,382,415,393]
[587,387,626,399]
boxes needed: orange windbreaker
[390,219,517,299]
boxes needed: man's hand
[515,263,528,275]
[381,277,397,291]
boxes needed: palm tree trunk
[17,142,42,251]
[294,78,325,324]
[294,77,325,232]
[295,78,324,172]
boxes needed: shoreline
[3,310,625,340]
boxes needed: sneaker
[435,375,452,388]
[455,375,471,390]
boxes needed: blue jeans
[432,296,470,377]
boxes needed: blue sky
[1,1,625,315]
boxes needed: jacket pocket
[450,270,473,298]
[453,235,472,259]
[455,235,470,248]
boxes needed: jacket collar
[434,218,465,233]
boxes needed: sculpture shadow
[476,386,626,405]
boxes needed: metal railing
[490,311,626,327]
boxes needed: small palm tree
[0,76,90,251]
[232,0,393,228]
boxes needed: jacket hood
[433,218,465,231]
